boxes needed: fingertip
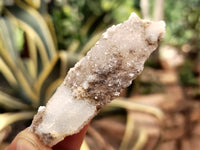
[15,138,36,150]
[8,123,89,150]
[7,128,51,150]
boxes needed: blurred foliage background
[0,0,199,150]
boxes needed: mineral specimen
[30,13,165,146]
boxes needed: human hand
[7,123,89,150]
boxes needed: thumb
[7,128,51,150]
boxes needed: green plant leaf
[33,54,59,101]
[0,17,38,104]
[0,111,35,131]
[132,128,148,150]
[6,0,57,67]
[81,140,90,150]
[119,113,135,150]
[24,0,41,9]
[109,99,164,121]
[0,57,17,87]
[0,91,30,110]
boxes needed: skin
[7,123,89,150]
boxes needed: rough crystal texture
[30,13,165,147]
[64,13,165,107]
[31,84,96,146]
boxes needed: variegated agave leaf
[0,0,76,136]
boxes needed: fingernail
[16,138,36,150]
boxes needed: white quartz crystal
[33,84,96,146]
[145,20,166,44]
[30,12,165,147]
[64,12,165,106]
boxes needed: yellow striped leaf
[0,91,30,110]
[0,112,34,131]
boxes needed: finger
[7,128,51,150]
[52,123,89,150]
